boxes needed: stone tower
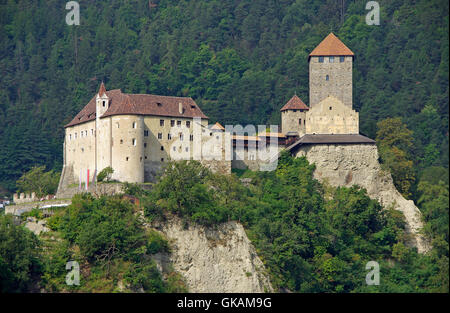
[309,33,354,108]
[280,95,309,137]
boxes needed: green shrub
[0,215,42,292]
[97,167,114,182]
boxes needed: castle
[59,33,374,187]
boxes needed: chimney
[179,102,183,114]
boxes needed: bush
[0,215,42,292]
[97,167,114,182]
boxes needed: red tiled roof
[211,122,225,131]
[280,95,309,111]
[65,87,208,128]
[309,33,354,57]
[232,135,261,141]
[258,132,286,138]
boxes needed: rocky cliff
[295,143,430,254]
[149,216,273,293]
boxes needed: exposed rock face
[151,216,273,293]
[25,217,50,235]
[295,143,430,253]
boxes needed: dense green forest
[0,0,448,194]
[1,158,448,292]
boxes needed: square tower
[309,33,354,108]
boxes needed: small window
[144,143,147,148]
[145,156,147,159]
[132,122,137,129]
[140,157,142,162]
[190,134,194,141]
[179,133,183,141]
[160,120,164,126]
[177,121,181,127]
[168,133,172,140]
[117,123,120,128]
[186,121,190,128]
[319,56,324,63]
[340,56,345,62]
[157,102,162,107]
[161,158,164,162]
[329,106,332,110]
[158,133,162,140]
[161,146,164,151]
[299,118,302,125]
[102,101,106,107]
[326,75,329,81]
[120,139,123,144]
[91,129,94,135]
[191,105,196,109]
[81,148,84,153]
[75,133,77,139]
[185,147,189,152]
[171,120,175,127]
[69,134,72,140]
[173,146,176,152]
[126,157,129,161]
[329,56,334,63]
[132,139,137,146]
[144,130,149,137]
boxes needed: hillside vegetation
[2,158,447,292]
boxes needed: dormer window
[157,102,162,107]
[102,101,106,107]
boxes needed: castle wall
[309,56,352,108]
[142,116,209,181]
[305,96,359,134]
[64,120,96,185]
[281,109,307,136]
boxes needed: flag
[86,169,89,191]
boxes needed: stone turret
[280,95,309,137]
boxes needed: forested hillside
[0,0,448,194]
